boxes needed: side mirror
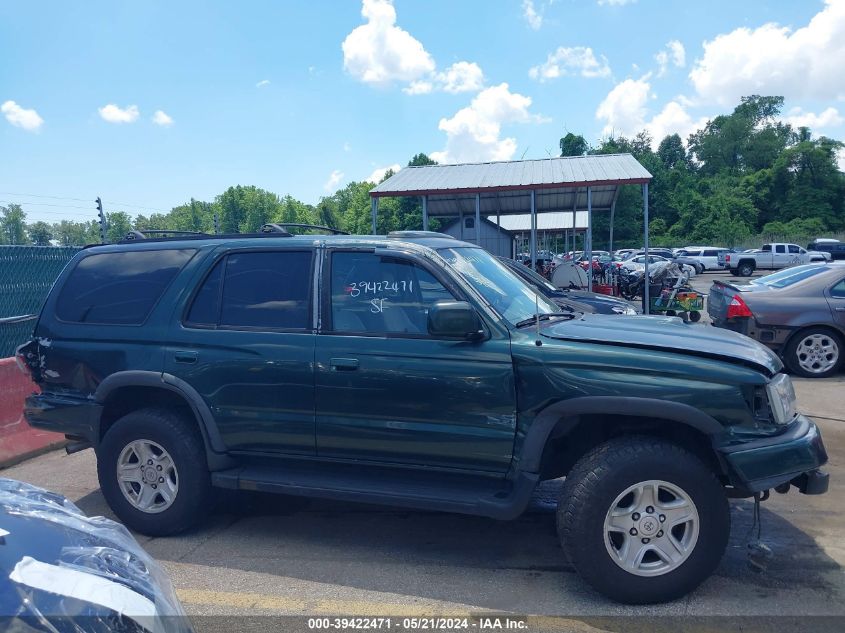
[427,300,484,340]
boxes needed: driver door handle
[330,358,359,371]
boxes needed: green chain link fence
[0,246,81,358]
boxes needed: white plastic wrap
[0,478,193,633]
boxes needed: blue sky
[1,0,843,223]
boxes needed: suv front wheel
[98,408,212,536]
[557,436,730,604]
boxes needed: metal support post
[643,183,650,315]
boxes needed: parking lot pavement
[3,373,843,631]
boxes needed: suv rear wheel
[98,408,211,536]
[557,436,729,604]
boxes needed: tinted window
[703,250,718,257]
[216,251,312,329]
[56,249,194,324]
[762,244,772,252]
[788,245,800,254]
[186,259,223,325]
[329,252,454,335]
[775,245,786,253]
[761,266,828,288]
[831,279,845,298]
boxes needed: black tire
[695,264,704,275]
[97,408,212,536]
[737,261,754,277]
[689,311,701,323]
[783,327,843,379]
[557,436,730,604]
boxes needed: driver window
[788,245,800,254]
[329,252,455,335]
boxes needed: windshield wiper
[514,312,579,328]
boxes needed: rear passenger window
[186,251,312,330]
[703,250,718,257]
[56,249,195,325]
[831,280,845,298]
[775,245,786,253]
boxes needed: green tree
[27,221,53,245]
[105,211,133,243]
[53,220,100,246]
[559,132,589,157]
[0,204,29,244]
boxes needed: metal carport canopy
[368,153,655,312]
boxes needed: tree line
[2,96,842,250]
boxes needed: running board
[212,459,537,520]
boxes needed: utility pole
[96,197,107,244]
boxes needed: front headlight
[766,374,796,424]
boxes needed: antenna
[535,293,542,346]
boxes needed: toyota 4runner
[17,229,829,604]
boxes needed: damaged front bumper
[718,415,829,495]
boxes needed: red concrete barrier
[0,357,64,467]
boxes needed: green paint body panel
[22,234,829,509]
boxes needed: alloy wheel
[116,439,179,514]
[603,479,699,577]
[796,333,839,375]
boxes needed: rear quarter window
[55,249,195,324]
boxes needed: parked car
[18,229,829,605]
[0,478,192,632]
[498,256,638,315]
[708,263,845,377]
[718,243,824,276]
[807,239,845,261]
[676,247,729,271]
[620,254,697,277]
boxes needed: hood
[541,314,782,375]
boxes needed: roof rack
[387,230,454,240]
[262,223,349,235]
[124,229,209,241]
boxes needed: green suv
[19,229,828,604]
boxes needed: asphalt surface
[3,269,844,632]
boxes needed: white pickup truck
[718,243,828,276]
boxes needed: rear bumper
[718,415,829,495]
[24,392,102,446]
[709,318,792,351]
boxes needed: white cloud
[596,76,708,145]
[98,104,139,124]
[690,0,845,105]
[782,106,844,131]
[1,100,43,131]
[435,61,485,94]
[597,0,636,5]
[324,169,345,191]
[655,40,686,77]
[256,79,271,88]
[366,164,401,183]
[342,0,435,86]
[529,46,611,81]
[403,80,434,95]
[838,150,845,172]
[343,141,352,152]
[431,83,544,164]
[645,101,708,145]
[595,76,651,137]
[151,110,174,127]
[522,0,542,30]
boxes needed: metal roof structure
[370,153,651,216]
[490,211,589,232]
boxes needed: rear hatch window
[55,249,195,324]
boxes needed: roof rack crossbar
[263,223,349,235]
[124,229,210,241]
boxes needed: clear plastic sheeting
[0,478,193,633]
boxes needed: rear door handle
[174,351,198,364]
[330,358,359,371]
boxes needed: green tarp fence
[0,246,81,357]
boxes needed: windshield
[755,264,829,288]
[439,247,559,325]
[506,259,557,292]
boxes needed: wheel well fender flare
[519,396,724,473]
[94,371,228,455]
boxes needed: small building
[440,216,514,258]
